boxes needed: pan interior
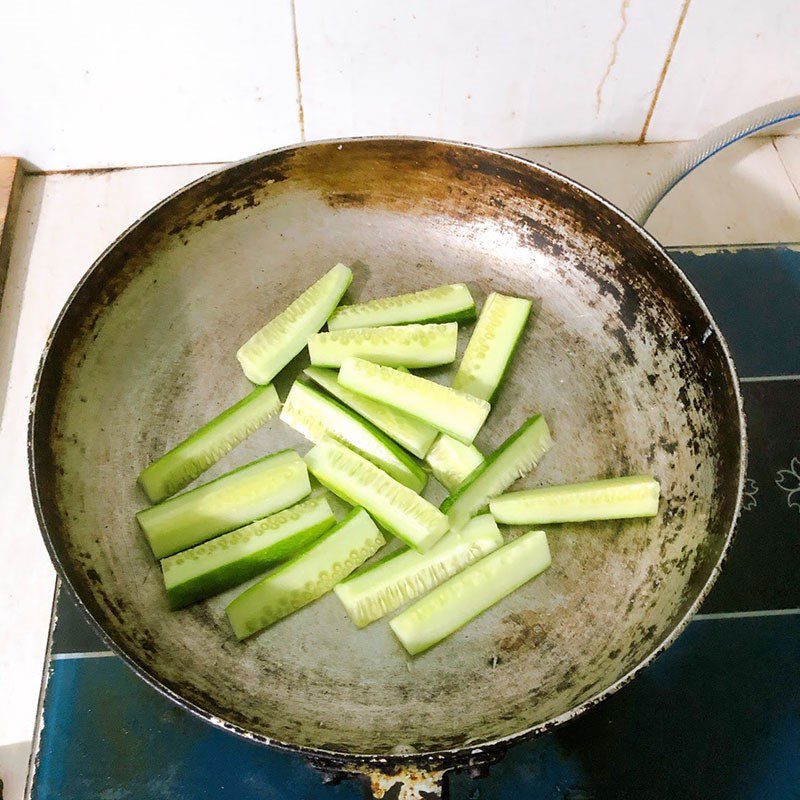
[33,140,742,756]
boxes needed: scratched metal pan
[29,138,745,796]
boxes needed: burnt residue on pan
[29,139,744,773]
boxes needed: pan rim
[27,135,747,769]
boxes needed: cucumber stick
[335,514,503,628]
[237,263,352,385]
[281,381,426,493]
[453,293,531,401]
[425,435,484,493]
[338,358,490,445]
[226,507,385,639]
[490,476,660,524]
[328,284,476,330]
[303,367,437,458]
[161,496,336,608]
[442,414,552,530]
[309,323,458,368]
[138,385,281,503]
[422,294,529,487]
[390,529,551,655]
[305,438,448,552]
[137,450,310,559]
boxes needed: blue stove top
[27,245,800,800]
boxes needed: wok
[29,138,745,798]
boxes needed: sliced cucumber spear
[335,514,503,628]
[304,366,438,458]
[137,449,310,559]
[442,414,552,530]
[138,385,281,503]
[327,283,476,331]
[423,294,530,486]
[425,436,484,493]
[390,529,551,655]
[161,496,336,609]
[338,358,490,445]
[490,476,660,524]
[237,263,352,385]
[226,507,385,639]
[281,381,427,493]
[309,323,458,368]
[305,438,448,553]
[453,292,531,401]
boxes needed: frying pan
[28,138,746,798]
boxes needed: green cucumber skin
[309,323,458,369]
[338,358,491,445]
[137,450,310,559]
[401,306,477,325]
[441,415,552,528]
[334,514,503,627]
[237,264,352,385]
[305,439,448,552]
[482,311,529,403]
[327,284,476,330]
[453,293,532,403]
[390,529,551,655]
[226,507,385,639]
[490,476,660,524]
[303,366,438,458]
[281,381,427,493]
[162,501,336,609]
[161,496,334,606]
[138,385,281,503]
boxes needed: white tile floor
[2,135,800,799]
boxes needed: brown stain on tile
[595,0,631,115]
[639,0,693,142]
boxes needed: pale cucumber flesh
[442,414,552,530]
[305,438,448,552]
[327,283,476,330]
[161,496,335,608]
[237,263,352,384]
[136,450,311,559]
[338,358,490,445]
[226,507,385,639]
[309,323,458,368]
[303,366,437,458]
[138,384,281,503]
[425,435,484,493]
[453,293,532,401]
[280,381,426,492]
[390,529,551,655]
[334,514,503,627]
[490,476,660,524]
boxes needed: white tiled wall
[646,0,800,141]
[1,1,800,182]
[0,0,301,169]
[295,0,684,146]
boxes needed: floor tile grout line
[50,607,800,661]
[24,135,800,176]
[693,608,800,621]
[740,374,800,383]
[638,0,692,143]
[771,137,800,204]
[52,651,115,660]
[289,0,306,142]
[667,241,800,252]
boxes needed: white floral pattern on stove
[776,457,800,513]
[742,478,759,511]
